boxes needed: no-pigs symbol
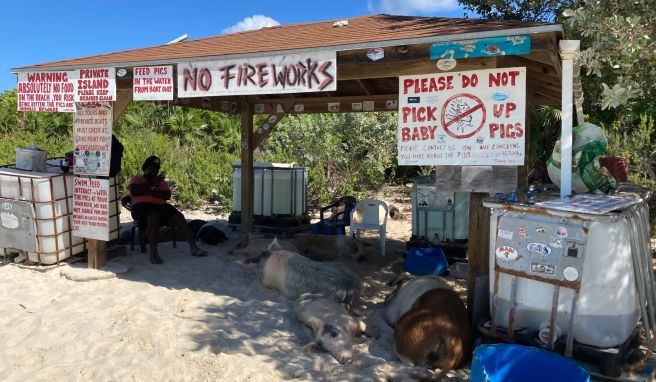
[441,93,486,139]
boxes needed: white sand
[0,200,470,382]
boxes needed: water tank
[232,162,307,217]
[488,200,644,348]
[0,159,119,265]
[411,175,469,243]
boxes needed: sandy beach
[0,202,471,382]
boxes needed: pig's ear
[307,317,323,332]
[302,342,320,353]
[268,237,283,251]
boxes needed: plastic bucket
[404,247,448,276]
[471,344,590,382]
[599,156,628,182]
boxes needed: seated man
[128,156,207,264]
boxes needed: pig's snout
[337,351,353,364]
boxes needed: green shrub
[605,114,656,229]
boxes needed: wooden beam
[240,103,254,234]
[252,105,291,149]
[113,89,133,121]
[338,57,496,80]
[467,192,491,337]
[506,56,560,78]
[533,92,560,106]
[87,239,106,269]
[356,79,373,95]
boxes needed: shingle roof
[13,14,560,71]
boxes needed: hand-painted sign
[133,66,174,101]
[17,71,76,112]
[397,67,526,166]
[70,68,116,102]
[72,177,110,241]
[73,102,113,176]
[430,35,531,60]
[177,51,336,97]
[17,68,116,111]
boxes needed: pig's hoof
[149,253,164,264]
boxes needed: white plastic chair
[350,199,389,257]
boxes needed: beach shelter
[11,14,577,327]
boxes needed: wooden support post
[86,89,132,269]
[467,192,491,336]
[88,239,107,269]
[240,102,254,234]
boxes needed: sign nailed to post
[133,65,174,101]
[17,68,116,112]
[397,67,526,166]
[73,102,113,176]
[177,51,336,97]
[72,177,110,241]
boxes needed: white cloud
[222,15,280,34]
[367,0,459,15]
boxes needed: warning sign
[398,67,526,166]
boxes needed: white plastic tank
[0,159,119,265]
[412,175,469,243]
[488,205,640,348]
[232,161,307,216]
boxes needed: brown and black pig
[394,288,472,373]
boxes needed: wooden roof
[12,14,566,108]
[13,14,559,71]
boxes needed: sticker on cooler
[527,242,552,255]
[497,228,513,240]
[495,245,519,261]
[563,267,579,281]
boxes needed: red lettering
[219,65,236,89]
[403,79,414,94]
[402,127,411,142]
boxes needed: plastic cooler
[0,159,119,264]
[471,344,590,382]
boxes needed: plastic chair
[120,195,176,253]
[311,195,357,235]
[350,199,388,256]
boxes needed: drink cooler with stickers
[0,159,119,265]
[486,199,650,349]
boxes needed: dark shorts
[131,203,182,227]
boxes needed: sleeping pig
[367,275,452,333]
[294,293,369,364]
[257,248,361,308]
[394,288,472,372]
[292,234,366,262]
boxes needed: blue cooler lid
[471,344,590,382]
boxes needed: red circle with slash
[441,93,486,139]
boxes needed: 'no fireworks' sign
[397,67,526,166]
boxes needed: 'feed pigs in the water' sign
[177,51,336,97]
[397,67,526,166]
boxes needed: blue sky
[0,0,468,92]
